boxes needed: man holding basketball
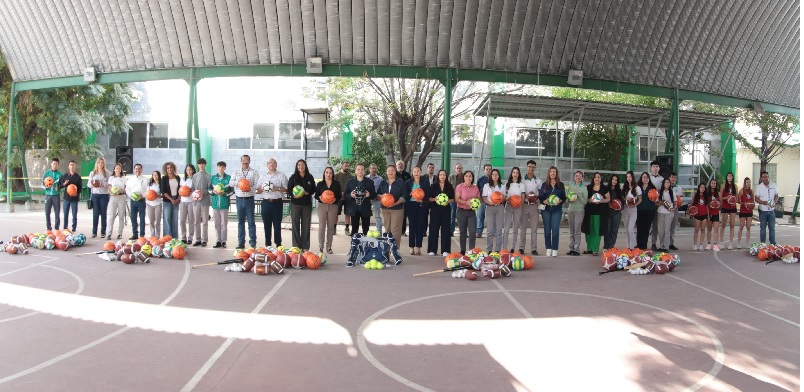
[231,155,261,249]
[59,160,82,232]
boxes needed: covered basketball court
[0,1,800,391]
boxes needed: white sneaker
[727,243,733,250]
[692,245,698,251]
[551,249,558,257]
[428,252,435,256]
[442,252,449,257]
[737,242,742,249]
[705,243,712,251]
[713,244,720,251]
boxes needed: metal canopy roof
[0,1,799,109]
[474,93,735,132]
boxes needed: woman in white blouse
[88,157,111,238]
[179,164,196,244]
[482,169,506,253]
[502,167,525,252]
[106,163,127,240]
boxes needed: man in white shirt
[668,172,683,250]
[755,170,779,245]
[519,160,542,255]
[231,155,262,249]
[648,161,664,250]
[125,163,150,239]
[259,158,288,248]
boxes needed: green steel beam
[185,68,201,165]
[440,69,454,172]
[5,83,16,206]
[668,90,680,173]
[489,117,505,169]
[11,65,800,116]
[720,122,737,177]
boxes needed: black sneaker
[519,249,525,254]
[193,241,202,246]
[202,242,207,247]
[129,235,138,240]
[582,250,592,254]
[532,250,538,255]
[221,242,227,248]
[651,244,658,251]
[182,239,188,244]
[346,261,354,267]
[237,244,245,249]
[213,242,221,248]
[669,244,678,250]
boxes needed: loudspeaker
[116,146,133,174]
[656,155,673,179]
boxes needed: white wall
[736,146,800,211]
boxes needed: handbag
[87,198,93,210]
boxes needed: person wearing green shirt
[211,161,232,248]
[43,157,64,231]
[566,171,588,256]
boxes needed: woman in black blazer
[315,166,342,254]
[343,163,377,235]
[427,169,455,256]
[405,166,430,255]
[287,159,317,251]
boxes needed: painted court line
[669,274,799,328]
[180,272,291,392]
[492,279,533,318]
[0,259,192,385]
[712,251,799,300]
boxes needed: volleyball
[592,193,603,203]
[130,192,142,201]
[547,194,560,205]
[292,185,305,198]
[567,191,578,202]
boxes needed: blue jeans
[162,201,179,238]
[62,200,77,231]
[130,199,146,237]
[759,210,776,244]
[450,202,457,232]
[91,194,109,235]
[45,194,61,230]
[541,209,562,250]
[476,202,487,233]
[236,197,256,247]
[261,199,283,247]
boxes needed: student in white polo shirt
[755,171,779,245]
[519,160,542,255]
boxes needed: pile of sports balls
[444,248,534,281]
[748,243,799,264]
[226,246,326,275]
[601,248,681,275]
[1,230,87,254]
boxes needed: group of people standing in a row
[41,156,779,255]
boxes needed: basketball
[508,195,522,208]
[178,186,191,197]
[726,195,737,206]
[320,190,336,204]
[292,185,305,198]
[66,184,78,197]
[547,194,560,205]
[191,190,204,201]
[709,199,721,209]
[490,191,505,204]
[146,190,158,201]
[676,195,683,208]
[647,189,659,201]
[610,199,622,211]
[469,198,481,211]
[238,179,251,192]
[745,201,755,210]
[526,192,538,204]
[410,188,425,202]
[688,205,698,216]
[44,177,54,188]
[436,193,449,206]
[381,193,396,208]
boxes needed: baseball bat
[765,259,778,265]
[192,259,242,269]
[75,250,115,257]
[413,265,471,277]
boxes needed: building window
[228,137,250,149]
[110,122,167,149]
[516,128,561,157]
[278,122,303,150]
[130,123,148,148]
[305,128,328,151]
[253,123,276,149]
[639,136,667,162]
[149,123,169,149]
[108,130,128,149]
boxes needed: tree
[319,77,508,168]
[0,52,137,193]
[572,123,630,172]
[731,111,799,173]
[326,116,388,176]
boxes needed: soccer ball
[436,193,449,206]
[469,198,481,211]
[592,193,603,203]
[292,185,305,198]
[191,190,204,201]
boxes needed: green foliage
[327,120,388,174]
[731,111,799,172]
[573,124,630,172]
[550,87,670,108]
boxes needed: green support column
[5,84,17,206]
[440,69,455,172]
[185,69,201,165]
[720,121,736,177]
[667,89,681,173]
[627,125,637,172]
[200,127,212,161]
[81,132,97,176]
[489,117,505,169]
[342,109,353,159]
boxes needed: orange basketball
[172,246,186,259]
[411,188,425,202]
[490,191,505,204]
[103,241,115,251]
[178,186,192,197]
[676,195,683,208]
[238,179,251,192]
[508,195,522,208]
[757,248,768,261]
[146,189,158,201]
[522,255,534,270]
[304,252,322,270]
[381,193,396,208]
[647,189,659,202]
[320,190,336,204]
[67,184,78,196]
[43,177,54,188]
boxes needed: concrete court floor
[0,208,799,392]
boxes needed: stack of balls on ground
[444,249,534,281]
[0,230,88,254]
[601,248,681,275]
[225,246,327,275]
[748,243,800,264]
[100,236,188,264]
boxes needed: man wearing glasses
[231,155,261,249]
[260,158,288,248]
[520,160,542,255]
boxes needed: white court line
[668,274,799,328]
[180,272,291,392]
[492,279,533,318]
[712,251,799,299]
[0,258,192,385]
[0,264,87,323]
